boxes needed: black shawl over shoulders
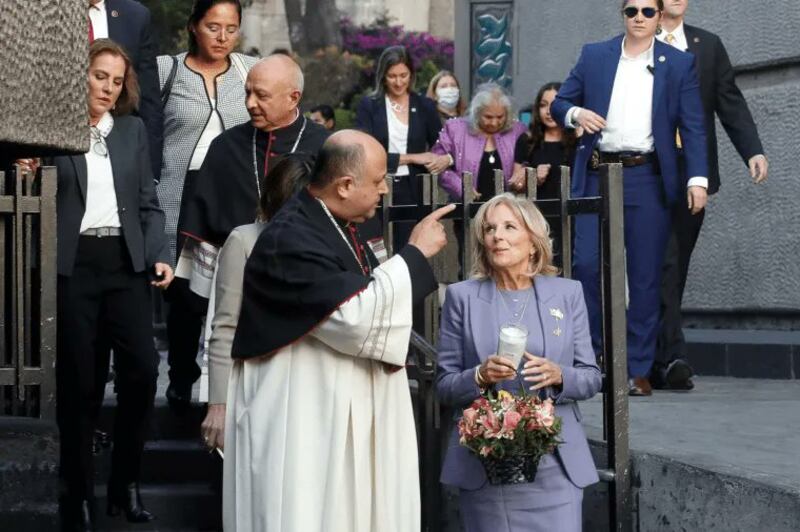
[232,188,436,360]
[180,118,329,247]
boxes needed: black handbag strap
[160,55,179,108]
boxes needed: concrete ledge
[685,329,800,379]
[584,441,800,532]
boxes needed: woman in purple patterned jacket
[432,82,527,201]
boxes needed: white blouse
[385,97,410,176]
[189,98,224,171]
[81,112,121,233]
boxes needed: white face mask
[436,86,460,110]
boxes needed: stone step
[94,483,221,531]
[93,439,223,485]
[684,328,800,379]
[98,398,207,441]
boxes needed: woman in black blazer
[356,45,448,249]
[52,39,173,531]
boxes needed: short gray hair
[467,82,514,133]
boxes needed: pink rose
[503,410,522,433]
[482,409,502,438]
[463,408,479,425]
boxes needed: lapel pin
[549,308,563,320]
[411,107,417,113]
[111,9,119,17]
[658,55,666,63]
[693,37,700,43]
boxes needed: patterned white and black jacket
[156,52,259,265]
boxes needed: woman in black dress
[513,82,578,199]
[513,82,578,265]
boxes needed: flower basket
[481,453,540,485]
[458,389,562,486]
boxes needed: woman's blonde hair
[470,193,559,279]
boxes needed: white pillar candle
[497,323,528,368]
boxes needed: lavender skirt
[458,454,583,532]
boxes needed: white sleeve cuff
[687,177,708,189]
[565,107,581,129]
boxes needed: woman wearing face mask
[356,45,448,249]
[427,70,465,124]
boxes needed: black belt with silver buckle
[591,150,657,170]
[80,227,121,237]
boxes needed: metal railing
[383,164,631,531]
[0,165,57,419]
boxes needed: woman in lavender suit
[436,193,602,532]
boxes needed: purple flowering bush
[340,15,454,92]
[300,16,455,127]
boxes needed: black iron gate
[383,164,631,531]
[0,165,57,419]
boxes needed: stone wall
[0,1,88,156]
[455,0,800,314]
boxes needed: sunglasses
[622,7,659,18]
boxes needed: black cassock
[180,116,330,248]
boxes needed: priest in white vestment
[223,130,455,532]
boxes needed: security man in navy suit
[653,0,768,390]
[89,0,162,178]
[551,0,709,396]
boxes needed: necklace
[488,152,496,164]
[388,98,406,113]
[89,127,108,157]
[251,114,307,199]
[316,198,371,276]
[496,285,533,324]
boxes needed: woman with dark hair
[200,156,312,451]
[53,39,173,530]
[427,70,465,123]
[513,82,578,199]
[356,45,447,249]
[155,0,259,409]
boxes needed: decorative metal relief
[471,2,513,92]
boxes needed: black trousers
[56,236,158,501]
[656,200,706,369]
[165,277,207,389]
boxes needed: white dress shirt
[657,22,688,52]
[88,0,109,40]
[567,37,706,189]
[189,99,225,171]
[386,97,410,176]
[597,38,655,153]
[81,112,121,232]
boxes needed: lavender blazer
[435,276,602,491]
[431,117,526,200]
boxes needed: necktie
[88,16,94,42]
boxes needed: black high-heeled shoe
[106,482,155,523]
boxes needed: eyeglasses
[622,6,659,18]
